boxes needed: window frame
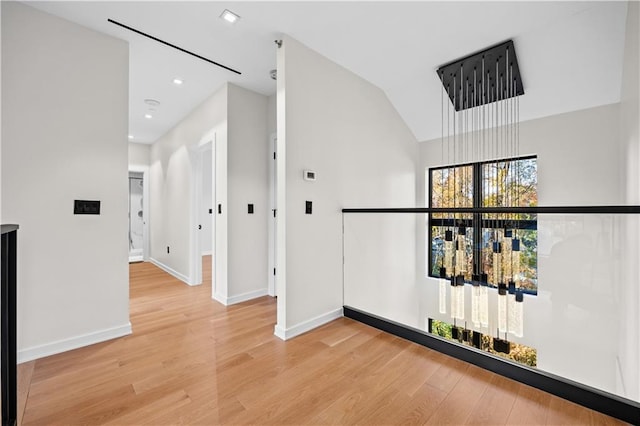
[427,155,538,295]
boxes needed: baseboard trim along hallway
[18,322,132,363]
[274,308,343,340]
[213,288,269,306]
[149,257,190,285]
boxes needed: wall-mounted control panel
[303,170,316,181]
[248,204,254,214]
[74,200,100,215]
[305,201,312,214]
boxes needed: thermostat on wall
[303,170,316,181]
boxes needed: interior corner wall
[149,84,227,284]
[226,83,269,302]
[1,2,130,361]
[149,83,269,303]
[276,35,417,338]
[128,142,150,169]
[619,0,640,402]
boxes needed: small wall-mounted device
[305,201,312,214]
[248,204,254,214]
[74,200,100,215]
[303,170,316,181]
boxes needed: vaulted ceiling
[29,1,629,144]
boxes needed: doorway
[190,139,215,287]
[128,170,148,263]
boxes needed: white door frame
[268,133,277,297]
[128,166,150,262]
[189,135,215,286]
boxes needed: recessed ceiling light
[144,99,161,107]
[128,135,134,139]
[220,9,240,24]
[144,114,153,119]
[173,78,183,85]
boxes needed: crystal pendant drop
[498,283,508,334]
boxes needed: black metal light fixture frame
[437,40,524,111]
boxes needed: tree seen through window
[428,156,538,293]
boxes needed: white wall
[344,214,418,327]
[619,0,640,402]
[128,142,150,169]
[1,2,130,362]
[149,84,227,284]
[417,103,634,399]
[267,94,276,136]
[226,84,269,303]
[275,35,417,339]
[200,149,213,254]
[149,83,269,303]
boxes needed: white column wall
[276,35,417,339]
[225,83,269,303]
[1,2,130,361]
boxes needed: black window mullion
[473,163,483,278]
[428,156,537,293]
[428,168,434,276]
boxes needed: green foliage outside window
[428,157,538,293]
[430,319,537,367]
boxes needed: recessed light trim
[220,9,240,24]
[173,78,183,85]
[128,135,134,139]
[144,114,153,119]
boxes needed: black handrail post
[1,225,18,426]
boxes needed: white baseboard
[18,322,132,363]
[202,251,213,256]
[149,257,190,285]
[274,308,343,340]
[212,292,227,305]
[213,288,268,306]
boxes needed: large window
[428,156,538,294]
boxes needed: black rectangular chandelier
[437,40,524,111]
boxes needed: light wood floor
[17,257,626,425]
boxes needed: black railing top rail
[342,206,640,214]
[0,225,19,235]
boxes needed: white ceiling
[28,1,629,144]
